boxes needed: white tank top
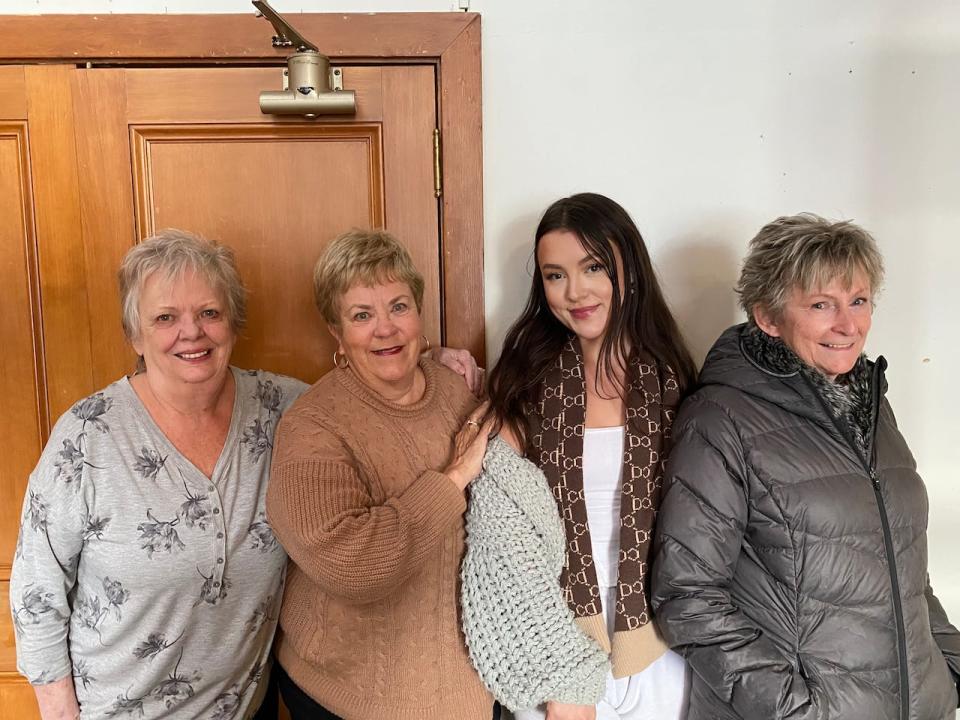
[583,426,625,591]
[510,425,690,720]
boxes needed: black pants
[275,663,343,720]
[273,662,502,720]
[251,662,279,720]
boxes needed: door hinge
[433,128,442,199]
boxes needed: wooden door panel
[0,67,26,118]
[78,64,439,386]
[73,69,139,390]
[0,125,44,577]
[3,55,446,720]
[124,66,384,123]
[131,123,392,382]
[371,65,441,358]
[26,66,94,422]
[0,680,37,720]
[0,104,42,718]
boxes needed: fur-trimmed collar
[740,323,876,457]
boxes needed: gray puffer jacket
[652,324,960,720]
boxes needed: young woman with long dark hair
[461,193,695,720]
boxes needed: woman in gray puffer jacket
[651,213,960,720]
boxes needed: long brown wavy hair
[486,193,697,453]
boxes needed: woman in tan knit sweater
[266,229,493,720]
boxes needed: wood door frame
[0,12,485,362]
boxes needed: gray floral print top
[10,367,306,719]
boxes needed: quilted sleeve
[460,439,609,711]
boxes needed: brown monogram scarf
[525,338,680,676]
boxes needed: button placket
[208,485,227,586]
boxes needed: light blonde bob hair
[736,213,884,320]
[118,228,247,342]
[313,229,425,326]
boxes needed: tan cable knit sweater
[267,358,492,720]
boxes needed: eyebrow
[540,254,596,270]
[345,295,411,312]
[152,300,220,311]
[805,287,871,298]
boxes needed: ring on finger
[466,420,480,428]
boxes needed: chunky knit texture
[267,359,493,720]
[461,437,610,711]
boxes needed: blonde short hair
[313,229,425,326]
[736,213,884,320]
[118,229,247,341]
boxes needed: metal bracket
[282,67,343,92]
[252,0,318,52]
[253,0,356,118]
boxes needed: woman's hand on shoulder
[443,402,493,491]
[545,701,597,720]
[431,346,484,396]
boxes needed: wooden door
[0,11,483,712]
[73,64,440,396]
[0,65,48,716]
[0,61,440,719]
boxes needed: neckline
[334,357,438,417]
[120,366,244,483]
[584,425,625,434]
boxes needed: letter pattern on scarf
[525,338,679,635]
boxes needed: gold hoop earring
[422,335,432,352]
[333,350,349,369]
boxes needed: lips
[372,346,404,356]
[176,349,211,360]
[569,305,600,320]
[820,343,855,350]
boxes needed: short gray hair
[736,213,885,320]
[118,229,247,342]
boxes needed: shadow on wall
[656,230,743,367]
[487,209,543,353]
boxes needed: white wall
[10,0,960,624]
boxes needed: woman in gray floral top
[10,230,307,719]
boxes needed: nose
[178,314,204,339]
[833,305,857,335]
[373,314,398,338]
[565,274,585,302]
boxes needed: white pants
[505,585,689,720]
[504,648,688,720]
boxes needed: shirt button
[213,581,221,587]
[217,557,224,564]
[208,485,215,492]
[216,532,224,539]
[213,508,220,515]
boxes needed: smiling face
[754,269,873,380]
[131,268,236,387]
[538,229,623,352]
[331,279,423,398]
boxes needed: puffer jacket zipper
[865,359,910,720]
[804,358,909,720]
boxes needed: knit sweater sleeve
[266,402,466,604]
[460,438,609,711]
